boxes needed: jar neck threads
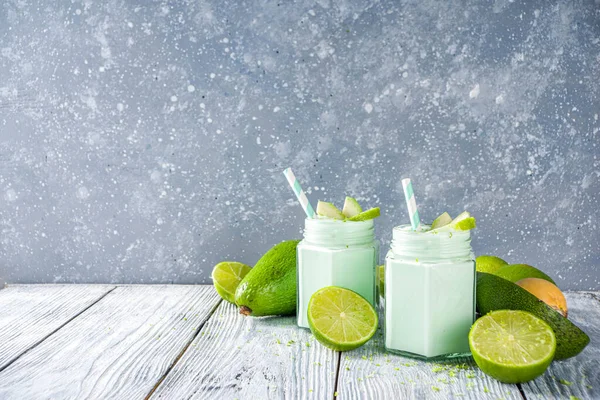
[303,218,375,247]
[390,224,473,261]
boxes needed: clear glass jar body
[384,225,475,359]
[297,218,379,328]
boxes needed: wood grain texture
[521,291,600,400]
[335,332,521,399]
[150,302,338,400]
[0,285,220,400]
[0,284,114,370]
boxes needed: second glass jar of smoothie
[384,225,475,359]
[296,218,379,328]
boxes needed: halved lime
[347,207,380,221]
[212,261,252,304]
[307,286,378,351]
[469,310,556,383]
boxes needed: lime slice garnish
[430,211,476,232]
[469,310,556,383]
[211,261,252,303]
[347,207,380,221]
[316,201,345,220]
[308,286,378,351]
[342,197,363,218]
[431,212,452,229]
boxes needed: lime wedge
[347,207,380,221]
[307,286,378,351]
[469,310,556,383]
[212,261,252,303]
[342,197,362,218]
[316,201,345,220]
[431,211,476,232]
[431,212,452,229]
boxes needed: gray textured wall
[0,0,598,289]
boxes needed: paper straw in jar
[283,168,315,218]
[401,178,421,231]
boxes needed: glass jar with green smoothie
[384,214,476,359]
[296,198,380,329]
[384,178,477,359]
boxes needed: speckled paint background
[0,0,598,288]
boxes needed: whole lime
[475,255,508,274]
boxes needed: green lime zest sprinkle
[432,386,440,392]
[560,379,573,386]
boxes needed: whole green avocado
[235,240,300,316]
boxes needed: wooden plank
[336,332,521,399]
[150,302,338,399]
[521,291,600,400]
[0,284,114,370]
[0,285,220,400]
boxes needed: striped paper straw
[402,178,421,231]
[283,168,315,218]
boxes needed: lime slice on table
[212,261,252,304]
[307,286,378,351]
[469,310,556,383]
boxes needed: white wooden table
[0,285,597,399]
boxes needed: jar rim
[305,217,374,226]
[392,224,471,238]
[390,224,473,261]
[303,217,375,246]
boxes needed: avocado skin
[234,240,300,316]
[477,272,589,360]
